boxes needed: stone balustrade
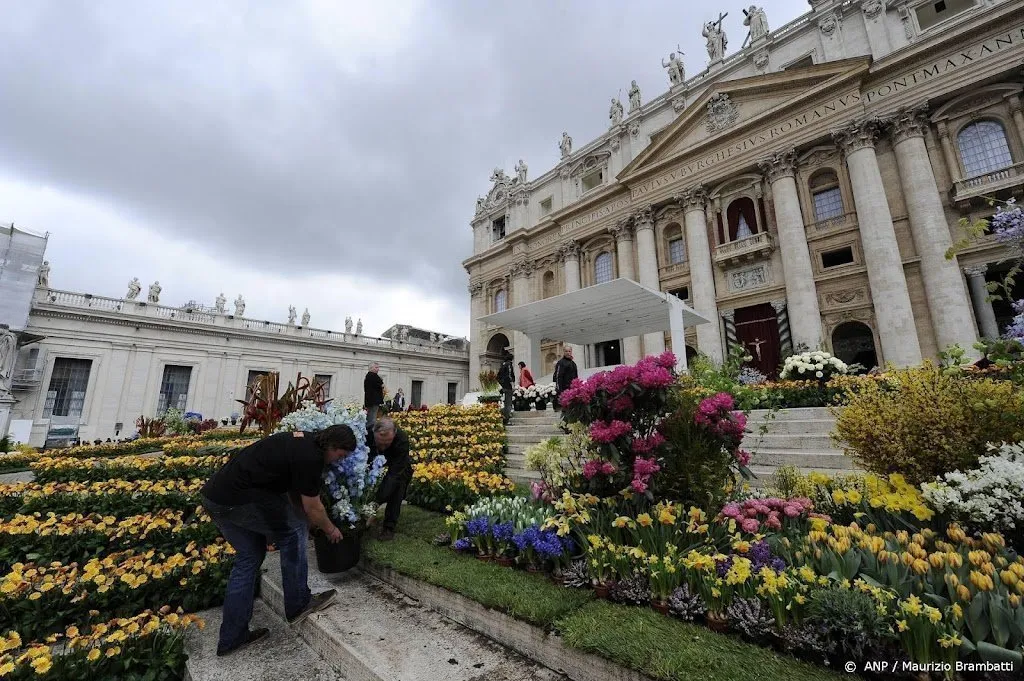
[712,231,775,267]
[951,161,1024,205]
[33,288,469,358]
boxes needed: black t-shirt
[202,431,324,505]
[368,427,412,472]
[364,371,384,407]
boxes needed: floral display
[779,350,849,382]
[512,383,558,411]
[0,479,205,517]
[45,438,170,459]
[0,450,38,475]
[30,454,227,484]
[161,437,257,456]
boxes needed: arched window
[494,290,507,313]
[958,120,1013,177]
[542,271,556,299]
[809,169,844,221]
[664,223,686,265]
[594,252,613,284]
[726,197,759,241]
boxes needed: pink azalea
[631,432,667,455]
[632,456,661,477]
[589,419,633,443]
[630,479,648,494]
[600,461,617,476]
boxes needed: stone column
[1010,96,1024,148]
[890,107,979,358]
[935,122,961,184]
[759,150,824,350]
[833,119,922,367]
[509,259,536,374]
[963,265,1000,340]
[610,218,643,365]
[558,241,586,368]
[633,206,665,356]
[772,300,795,357]
[680,186,724,363]
[468,281,484,389]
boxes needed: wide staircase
[506,410,564,483]
[745,407,858,486]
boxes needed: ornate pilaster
[1009,96,1024,148]
[758,149,798,183]
[557,240,582,263]
[720,310,738,349]
[468,281,484,298]
[862,0,884,19]
[771,300,794,357]
[832,118,884,155]
[609,217,635,243]
[888,105,930,145]
[678,185,708,211]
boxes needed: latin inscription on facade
[564,197,632,231]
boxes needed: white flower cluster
[513,383,557,406]
[921,442,1024,532]
[779,350,849,381]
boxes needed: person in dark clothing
[363,362,385,432]
[497,351,515,420]
[201,425,356,657]
[368,418,412,541]
[552,346,579,410]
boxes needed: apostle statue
[345,316,353,333]
[356,318,363,335]
[0,328,16,395]
[703,14,728,62]
[628,80,642,112]
[515,159,528,185]
[287,305,297,325]
[743,6,769,44]
[215,292,227,314]
[661,51,684,87]
[234,294,246,317]
[126,277,142,301]
[609,97,624,127]
[559,131,573,159]
[475,196,485,214]
[147,281,162,304]
[301,308,310,326]
[36,261,50,288]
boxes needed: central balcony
[713,231,775,268]
[951,162,1024,207]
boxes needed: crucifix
[747,337,765,362]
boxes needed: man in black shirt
[363,362,385,432]
[369,417,412,541]
[553,346,579,410]
[497,351,515,422]
[201,424,356,657]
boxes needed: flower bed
[161,438,256,457]
[0,479,205,517]
[30,455,227,484]
[45,438,171,459]
[0,451,39,475]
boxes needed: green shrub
[806,588,894,666]
[833,363,1024,484]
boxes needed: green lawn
[365,505,843,681]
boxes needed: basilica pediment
[619,58,870,182]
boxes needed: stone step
[507,433,566,445]
[509,411,562,421]
[748,407,835,421]
[260,551,564,681]
[508,470,543,484]
[745,433,838,451]
[743,418,837,436]
[748,449,857,470]
[185,600,345,681]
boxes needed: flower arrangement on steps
[276,401,386,573]
[512,383,558,411]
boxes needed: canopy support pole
[668,295,689,374]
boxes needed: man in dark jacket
[363,362,384,431]
[201,425,356,656]
[369,418,412,541]
[552,346,579,410]
[496,351,515,420]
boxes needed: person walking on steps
[553,346,579,410]
[201,425,357,656]
[518,361,535,389]
[497,351,515,422]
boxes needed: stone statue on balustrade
[514,159,528,185]
[628,80,642,112]
[148,281,162,304]
[703,14,728,63]
[234,294,246,317]
[430,332,439,343]
[37,261,50,288]
[400,327,410,342]
[0,328,16,396]
[287,305,297,325]
[559,131,573,159]
[345,316,353,334]
[301,308,310,326]
[661,50,684,87]
[356,318,363,335]
[125,278,141,300]
[743,6,769,44]
[215,293,226,314]
[609,98,624,127]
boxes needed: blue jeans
[202,494,312,650]
[366,404,380,432]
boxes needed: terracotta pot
[593,583,611,599]
[475,553,492,562]
[525,564,541,574]
[496,556,514,568]
[651,600,670,616]
[705,610,728,633]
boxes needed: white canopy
[478,278,710,374]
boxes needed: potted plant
[534,383,556,411]
[277,401,385,573]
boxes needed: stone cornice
[758,149,798,183]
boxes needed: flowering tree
[558,352,678,496]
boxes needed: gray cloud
[0,0,808,315]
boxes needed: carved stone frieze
[728,263,771,292]
[672,96,687,114]
[468,281,484,297]
[509,258,535,279]
[557,240,582,262]
[862,0,884,20]
[823,287,867,308]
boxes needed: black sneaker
[216,628,269,657]
[380,528,396,542]
[287,589,337,625]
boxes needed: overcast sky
[0,0,808,339]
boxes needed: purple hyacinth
[453,538,472,552]
[466,517,490,537]
[491,521,515,542]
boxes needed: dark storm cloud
[0,1,807,307]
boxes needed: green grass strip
[556,600,843,681]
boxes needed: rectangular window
[411,380,424,407]
[668,238,686,264]
[821,246,855,269]
[157,364,192,413]
[539,197,553,215]
[812,187,844,221]
[581,170,604,193]
[44,358,92,418]
[314,373,332,398]
[669,287,690,302]
[447,382,458,405]
[491,216,506,242]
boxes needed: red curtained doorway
[734,303,782,377]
